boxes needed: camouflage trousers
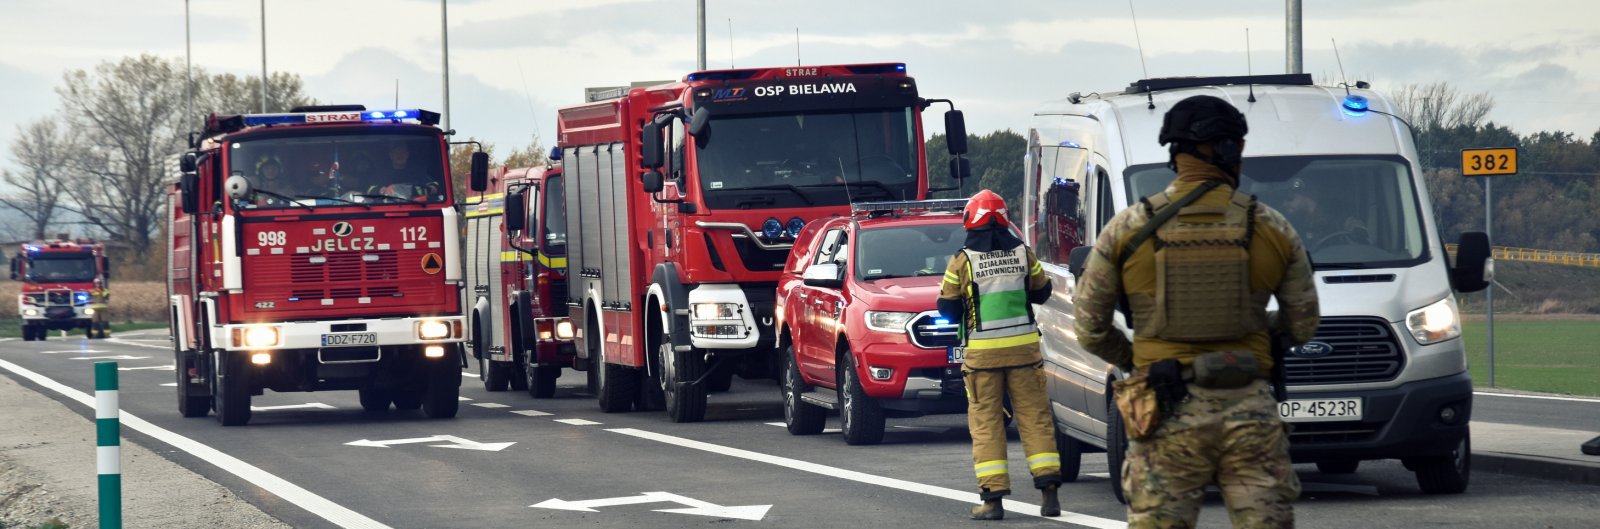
[1123,379,1298,529]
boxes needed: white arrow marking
[531,491,770,521]
[344,434,513,452]
[70,355,149,361]
[41,350,108,354]
[251,403,336,411]
[120,365,175,371]
[160,383,178,387]
[554,418,602,426]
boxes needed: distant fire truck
[167,105,486,426]
[10,239,111,341]
[557,63,970,422]
[465,164,575,398]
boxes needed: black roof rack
[289,104,368,112]
[1127,74,1312,94]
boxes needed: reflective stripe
[967,332,1040,350]
[943,271,961,284]
[974,460,1008,478]
[498,250,568,269]
[1030,261,1043,274]
[1028,452,1061,470]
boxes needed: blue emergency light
[785,217,806,238]
[74,292,91,304]
[24,245,40,253]
[1341,94,1370,117]
[761,218,785,239]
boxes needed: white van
[1023,74,1492,501]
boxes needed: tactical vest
[962,246,1039,350]
[1126,188,1267,342]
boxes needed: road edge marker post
[95,361,122,529]
[1461,147,1517,388]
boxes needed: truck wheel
[1317,460,1360,474]
[509,351,530,392]
[839,351,885,445]
[526,361,559,399]
[707,366,734,393]
[594,328,637,413]
[358,386,392,413]
[663,338,707,423]
[176,349,210,418]
[781,346,825,435]
[1411,434,1471,494]
[213,351,252,427]
[1055,429,1086,483]
[392,390,423,411]
[20,325,33,341]
[481,355,510,392]
[1107,387,1130,505]
[422,348,461,419]
[634,337,666,412]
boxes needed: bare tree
[1391,82,1495,132]
[192,71,316,120]
[2,119,74,239]
[449,138,495,199]
[500,136,550,169]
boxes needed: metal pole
[1485,177,1495,387]
[696,0,707,70]
[1285,0,1302,74]
[95,362,122,529]
[259,0,268,113]
[185,0,193,131]
[441,0,451,132]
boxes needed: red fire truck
[557,63,969,422]
[465,164,575,398]
[167,105,485,426]
[10,239,111,341]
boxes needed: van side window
[1096,168,1114,231]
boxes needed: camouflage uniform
[1073,153,1320,529]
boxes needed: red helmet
[963,190,1009,230]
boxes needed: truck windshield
[854,222,965,281]
[1125,155,1427,269]
[542,176,567,255]
[228,131,447,209]
[27,255,97,282]
[695,108,919,209]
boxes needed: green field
[0,321,167,339]
[1462,318,1600,396]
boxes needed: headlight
[554,320,575,340]
[84,307,96,315]
[242,326,280,348]
[1405,297,1461,345]
[693,302,741,321]
[864,311,915,333]
[23,308,39,317]
[417,319,451,340]
[74,292,91,305]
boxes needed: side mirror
[469,151,490,192]
[802,263,844,289]
[640,120,664,168]
[949,157,971,180]
[687,107,711,145]
[1068,245,1093,278]
[180,172,201,214]
[179,152,198,173]
[1451,231,1492,293]
[224,174,252,201]
[504,189,527,232]
[642,170,664,194]
[944,110,968,155]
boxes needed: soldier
[1072,95,1320,528]
[938,190,1061,520]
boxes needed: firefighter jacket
[939,239,1052,370]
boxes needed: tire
[392,390,423,411]
[663,337,707,423]
[481,354,510,392]
[84,324,94,339]
[176,349,209,418]
[839,351,885,446]
[1412,433,1471,494]
[526,361,559,399]
[1106,388,1130,505]
[780,345,825,435]
[358,386,392,413]
[635,334,667,412]
[593,323,637,413]
[20,325,33,342]
[707,366,734,393]
[213,351,252,427]
[422,347,461,419]
[585,359,599,395]
[1317,460,1360,475]
[508,350,530,392]
[1056,429,1086,483]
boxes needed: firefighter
[937,189,1060,520]
[1072,95,1320,528]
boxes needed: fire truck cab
[557,63,969,422]
[775,200,970,445]
[11,239,111,341]
[167,105,483,426]
[465,164,576,398]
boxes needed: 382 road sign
[1462,147,1518,176]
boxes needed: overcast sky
[2,0,1597,168]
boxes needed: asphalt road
[2,330,1597,529]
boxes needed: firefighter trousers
[965,361,1061,498]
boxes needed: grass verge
[1463,318,1600,396]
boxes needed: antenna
[1128,0,1149,80]
[795,28,801,67]
[727,18,735,68]
[1245,28,1256,103]
[394,79,399,108]
[515,58,543,154]
[1332,38,1350,95]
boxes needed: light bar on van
[242,109,441,126]
[1341,94,1370,117]
[849,198,968,219]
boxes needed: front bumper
[686,283,776,352]
[1286,371,1473,462]
[220,315,465,351]
[19,304,93,328]
[854,341,966,415]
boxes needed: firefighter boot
[1040,483,1060,517]
[970,499,1004,520]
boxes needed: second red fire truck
[557,63,969,422]
[11,239,112,341]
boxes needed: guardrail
[1445,244,1600,268]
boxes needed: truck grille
[907,311,961,349]
[1287,421,1380,445]
[274,250,406,300]
[549,278,569,317]
[1284,317,1405,385]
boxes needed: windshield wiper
[348,193,421,205]
[295,195,370,209]
[862,273,912,281]
[246,189,312,209]
[731,184,815,206]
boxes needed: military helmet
[1158,95,1248,146]
[963,190,1009,230]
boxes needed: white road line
[457,396,473,401]
[251,403,336,411]
[1474,391,1600,403]
[471,402,510,408]
[160,383,178,387]
[510,410,551,417]
[608,428,1126,529]
[119,365,175,371]
[69,355,148,361]
[0,359,391,529]
[41,350,108,354]
[554,418,602,426]
[107,338,170,350]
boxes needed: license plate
[321,332,377,347]
[947,346,965,364]
[1278,398,1364,423]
